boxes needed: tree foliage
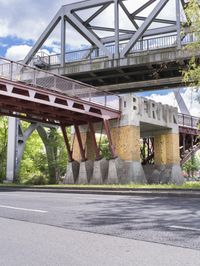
[0,117,8,182]
[182,0,200,89]
[99,135,112,159]
[20,126,68,184]
[182,154,200,178]
[0,117,68,184]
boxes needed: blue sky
[0,0,199,116]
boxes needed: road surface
[0,191,199,265]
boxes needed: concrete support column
[111,125,146,184]
[154,131,184,185]
[64,128,96,184]
[154,132,180,165]
[111,125,140,161]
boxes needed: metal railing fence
[0,57,120,110]
[33,32,197,66]
[178,113,199,129]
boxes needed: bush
[22,175,48,185]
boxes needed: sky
[0,0,199,116]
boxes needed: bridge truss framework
[24,0,188,67]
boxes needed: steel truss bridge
[23,0,199,91]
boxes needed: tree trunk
[37,126,58,184]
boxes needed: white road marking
[0,205,47,213]
[0,193,23,197]
[170,225,200,232]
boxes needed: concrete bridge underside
[51,47,196,92]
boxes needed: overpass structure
[1,0,199,184]
[0,57,199,185]
[23,0,198,92]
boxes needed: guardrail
[33,32,197,66]
[0,57,120,111]
[178,113,199,129]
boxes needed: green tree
[182,154,200,178]
[0,117,8,182]
[98,135,112,160]
[19,125,47,183]
[20,124,68,184]
[182,0,200,89]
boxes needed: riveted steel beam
[74,124,86,161]
[176,0,181,49]
[103,119,116,158]
[66,11,113,58]
[84,3,111,25]
[61,16,66,67]
[121,0,169,57]
[101,25,178,44]
[23,8,62,65]
[131,0,157,16]
[0,78,120,124]
[61,125,73,162]
[62,0,126,12]
[119,1,139,30]
[88,121,101,160]
[134,16,176,25]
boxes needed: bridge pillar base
[106,159,119,184]
[64,161,80,184]
[78,160,93,184]
[165,164,184,185]
[90,159,108,184]
[144,164,184,185]
[116,159,147,184]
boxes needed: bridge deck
[32,33,199,91]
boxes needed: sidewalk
[1,185,200,198]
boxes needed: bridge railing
[178,113,199,129]
[0,57,120,111]
[34,32,197,66]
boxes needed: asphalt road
[0,191,200,266]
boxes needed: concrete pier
[65,94,185,185]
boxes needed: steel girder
[23,0,187,65]
[0,78,120,125]
[121,0,170,57]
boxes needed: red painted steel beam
[61,125,73,162]
[88,121,101,160]
[74,124,87,162]
[103,119,117,158]
[0,78,120,126]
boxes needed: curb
[1,186,200,198]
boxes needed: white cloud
[5,44,58,61]
[0,0,79,41]
[5,45,32,61]
[146,88,200,117]
[0,19,9,37]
